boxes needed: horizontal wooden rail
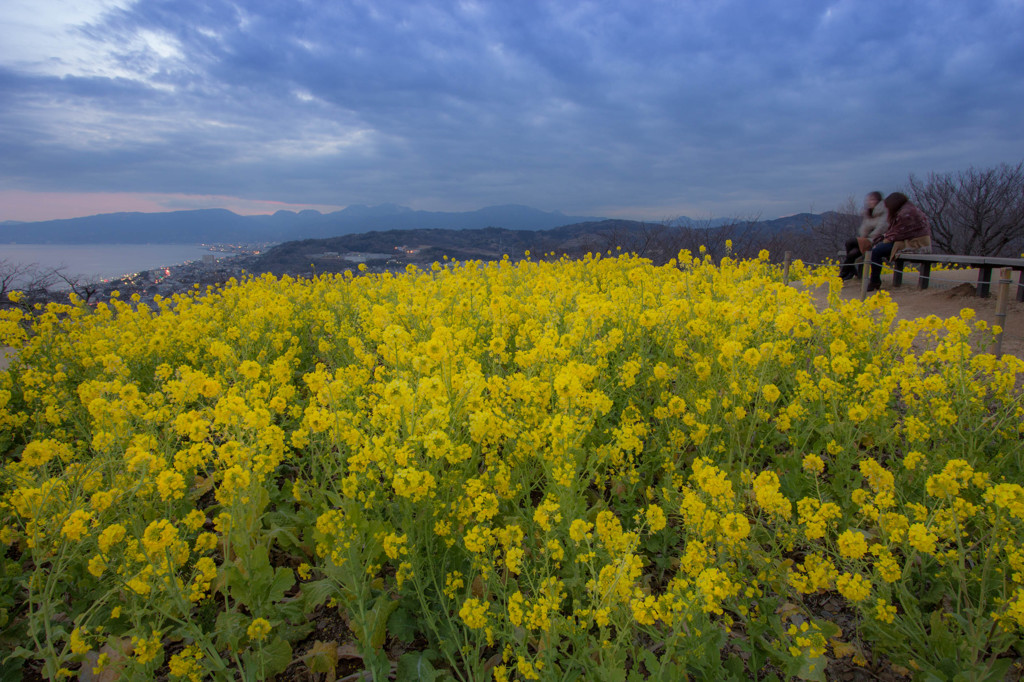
[891,254,1024,300]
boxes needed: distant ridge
[0,204,608,244]
[250,213,832,272]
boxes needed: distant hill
[251,213,833,273]
[0,204,608,244]
[251,220,644,272]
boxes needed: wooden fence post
[995,267,1011,359]
[783,251,792,286]
[860,249,872,300]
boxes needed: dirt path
[803,267,1024,359]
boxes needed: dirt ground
[802,266,1024,360]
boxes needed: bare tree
[661,215,766,262]
[0,259,57,309]
[52,269,102,305]
[760,227,825,263]
[811,197,861,255]
[909,162,1024,256]
[577,207,872,268]
[593,221,674,262]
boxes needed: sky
[1,0,1023,223]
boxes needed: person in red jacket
[866,192,932,292]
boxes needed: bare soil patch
[804,267,1024,359]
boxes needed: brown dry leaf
[191,474,216,497]
[482,653,503,672]
[774,602,802,620]
[303,640,339,682]
[336,642,363,660]
[830,639,858,658]
[79,637,132,682]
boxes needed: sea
[2,243,225,284]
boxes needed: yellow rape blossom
[246,618,272,642]
[459,598,490,629]
[61,510,93,542]
[837,529,869,560]
[645,504,667,532]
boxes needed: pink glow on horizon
[0,190,346,222]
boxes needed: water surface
[2,243,219,283]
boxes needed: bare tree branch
[811,197,860,255]
[0,259,58,309]
[909,162,1024,256]
[51,269,102,305]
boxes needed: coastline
[2,243,222,283]
[4,244,267,306]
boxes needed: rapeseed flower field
[1,250,1022,681]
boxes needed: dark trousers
[868,241,894,284]
[840,238,863,278]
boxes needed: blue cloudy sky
[1,0,1023,222]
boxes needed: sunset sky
[1,0,1023,223]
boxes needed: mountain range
[0,204,615,244]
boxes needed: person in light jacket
[840,192,888,280]
[866,192,932,292]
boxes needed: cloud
[0,189,344,222]
[1,0,1023,221]
[0,0,136,76]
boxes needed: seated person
[866,193,932,292]
[840,191,887,280]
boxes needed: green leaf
[1,646,35,682]
[248,546,275,597]
[396,651,440,681]
[927,610,957,659]
[263,519,305,550]
[0,658,26,682]
[261,637,294,678]
[724,653,746,678]
[599,667,626,682]
[637,648,660,676]
[795,653,828,682]
[214,611,248,651]
[816,620,841,640]
[974,658,1014,682]
[266,566,296,606]
[275,597,306,625]
[275,617,315,645]
[301,578,338,611]
[368,595,399,650]
[387,605,420,644]
[223,563,251,606]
